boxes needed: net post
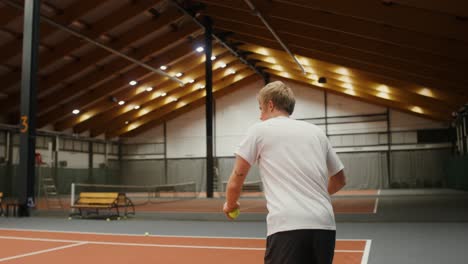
[70,182,75,213]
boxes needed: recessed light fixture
[220,63,227,68]
[171,98,178,102]
[198,84,205,90]
[134,105,140,110]
[160,65,167,70]
[118,100,125,105]
[196,46,204,53]
[188,79,195,84]
[228,69,236,75]
[125,121,130,125]
[175,72,183,77]
[318,77,327,84]
[146,87,153,92]
[160,92,167,97]
[211,55,216,61]
[129,80,137,86]
[72,109,80,115]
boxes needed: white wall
[167,106,207,158]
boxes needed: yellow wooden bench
[71,192,120,218]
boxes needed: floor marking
[0,227,370,242]
[0,235,365,253]
[361,240,372,264]
[0,242,86,262]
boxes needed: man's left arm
[223,155,251,219]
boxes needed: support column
[88,141,93,183]
[204,17,214,198]
[17,0,41,216]
[163,122,168,184]
[386,108,392,187]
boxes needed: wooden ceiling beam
[0,0,110,75]
[390,0,468,17]
[259,61,455,116]
[202,4,467,66]
[36,25,202,128]
[266,69,451,121]
[0,1,172,93]
[257,60,458,112]
[213,19,467,88]
[34,30,202,117]
[0,16,198,115]
[108,69,257,138]
[228,33,468,96]
[56,47,229,132]
[250,54,464,108]
[90,59,244,137]
[120,74,262,138]
[198,0,468,60]
[275,0,468,42]
[242,44,468,105]
[0,4,21,25]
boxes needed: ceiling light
[411,106,424,114]
[125,121,130,125]
[161,92,167,97]
[171,98,178,102]
[211,55,216,61]
[198,84,205,90]
[377,92,390,99]
[129,80,137,86]
[196,46,204,53]
[134,105,140,110]
[72,109,80,115]
[118,100,125,105]
[344,89,356,96]
[228,69,236,75]
[175,72,183,77]
[418,88,434,97]
[220,62,227,68]
[187,79,195,84]
[146,87,153,92]
[377,85,390,93]
[160,65,167,70]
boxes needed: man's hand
[223,201,240,220]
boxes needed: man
[223,81,346,264]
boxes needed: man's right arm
[328,170,346,195]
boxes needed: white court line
[361,240,372,264]
[0,242,86,262]
[0,227,370,242]
[373,198,379,214]
[0,235,365,253]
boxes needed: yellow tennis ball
[228,208,240,219]
[144,232,149,236]
[106,218,110,222]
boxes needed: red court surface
[0,229,371,264]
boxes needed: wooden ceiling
[0,0,466,138]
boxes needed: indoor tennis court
[0,0,467,263]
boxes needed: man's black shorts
[264,229,336,264]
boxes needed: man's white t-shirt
[236,116,344,236]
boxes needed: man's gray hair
[258,81,295,115]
